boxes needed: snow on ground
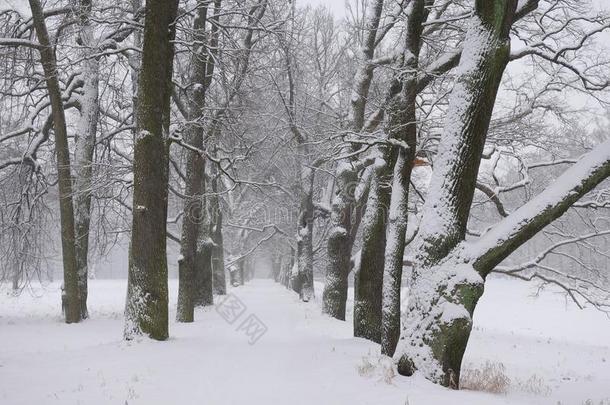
[1,277,609,405]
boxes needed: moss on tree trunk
[396,265,484,388]
[395,0,518,387]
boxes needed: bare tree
[176,0,220,323]
[322,0,386,320]
[389,0,610,389]
[28,0,80,323]
[72,0,99,320]
[124,0,179,340]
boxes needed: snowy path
[1,278,609,404]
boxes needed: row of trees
[1,0,610,389]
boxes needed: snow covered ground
[1,277,609,405]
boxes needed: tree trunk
[380,0,429,356]
[193,166,216,306]
[394,0,518,387]
[73,0,99,320]
[354,161,390,342]
[272,253,282,282]
[355,0,430,343]
[28,0,81,324]
[194,237,214,306]
[282,9,316,302]
[128,0,142,119]
[124,0,179,340]
[11,265,20,291]
[211,183,226,295]
[322,165,357,320]
[239,259,245,285]
[229,264,240,287]
[176,124,206,318]
[322,0,385,320]
[177,0,220,320]
[296,166,315,301]
[397,263,484,388]
[380,149,414,355]
[411,0,516,268]
[279,248,294,288]
[208,147,226,295]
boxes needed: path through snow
[1,278,609,404]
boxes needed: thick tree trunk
[73,0,99,320]
[380,0,429,356]
[194,237,214,306]
[411,1,516,268]
[401,142,610,385]
[348,170,371,250]
[124,0,179,340]
[397,263,484,388]
[177,0,219,320]
[28,0,80,323]
[354,161,390,342]
[322,165,357,320]
[355,0,430,343]
[380,149,414,355]
[394,0,518,387]
[322,0,385,320]
[177,123,206,318]
[296,166,315,301]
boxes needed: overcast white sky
[299,0,347,18]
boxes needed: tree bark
[239,259,245,285]
[194,236,214,306]
[468,139,610,275]
[355,0,430,343]
[296,166,315,301]
[281,8,316,302]
[380,0,429,356]
[394,0,518,387]
[279,247,294,288]
[73,0,99,320]
[322,0,385,320]
[124,0,179,340]
[322,165,357,320]
[354,160,390,342]
[177,0,220,321]
[28,0,81,324]
[210,167,226,295]
[128,0,142,118]
[272,252,282,282]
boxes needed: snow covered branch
[464,139,610,276]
